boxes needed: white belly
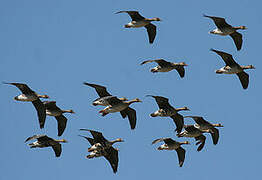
[211,28,234,36]
[127,21,149,28]
[218,66,241,74]
[107,104,128,113]
[15,94,38,101]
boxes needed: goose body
[79,130,122,173]
[99,97,141,129]
[147,95,189,133]
[116,11,161,44]
[211,49,255,89]
[43,101,75,136]
[25,135,67,157]
[177,125,206,151]
[204,14,247,50]
[4,82,49,129]
[185,116,223,145]
[141,59,188,78]
[152,138,189,167]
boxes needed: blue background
[1,0,261,179]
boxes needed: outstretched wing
[147,95,173,110]
[32,99,46,129]
[203,14,232,29]
[115,11,145,21]
[210,49,239,67]
[170,113,184,133]
[55,115,68,136]
[83,82,111,97]
[3,82,35,94]
[120,107,137,130]
[25,134,49,142]
[236,71,249,89]
[145,23,156,44]
[51,143,62,157]
[103,147,119,173]
[175,147,186,167]
[230,32,243,51]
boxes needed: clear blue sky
[1,0,261,179]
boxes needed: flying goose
[99,97,142,130]
[115,11,161,44]
[43,101,75,136]
[25,135,67,157]
[147,95,189,133]
[204,14,247,50]
[211,49,255,89]
[3,82,49,128]
[83,82,127,106]
[79,132,120,173]
[152,138,189,167]
[185,116,223,145]
[177,125,206,151]
[79,129,124,151]
[141,59,188,78]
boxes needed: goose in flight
[115,11,161,44]
[210,49,255,89]
[3,82,49,128]
[204,14,247,50]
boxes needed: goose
[147,95,189,133]
[3,82,49,128]
[79,134,119,173]
[115,11,161,44]
[83,82,127,106]
[43,101,75,136]
[152,138,189,167]
[99,97,142,130]
[204,14,247,51]
[79,129,124,152]
[141,59,188,78]
[185,116,223,145]
[25,134,67,157]
[177,125,206,151]
[211,49,255,89]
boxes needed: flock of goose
[5,10,255,173]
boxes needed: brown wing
[203,14,232,29]
[236,71,249,89]
[210,127,219,145]
[78,135,96,145]
[55,115,68,136]
[115,11,145,21]
[25,134,49,142]
[186,116,210,125]
[175,66,185,78]
[170,113,184,133]
[210,49,239,67]
[3,82,35,94]
[230,32,243,51]
[175,147,186,167]
[51,143,62,157]
[79,129,108,144]
[195,135,206,152]
[145,23,156,44]
[120,107,137,130]
[83,82,111,97]
[103,147,119,173]
[146,95,173,110]
[32,99,46,129]
[140,59,171,67]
